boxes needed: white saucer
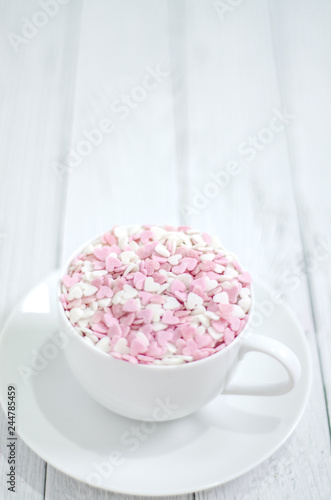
[0,272,311,496]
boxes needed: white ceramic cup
[58,239,301,422]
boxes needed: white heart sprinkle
[186,292,203,310]
[224,267,238,278]
[157,283,169,294]
[239,287,250,298]
[77,319,89,328]
[96,337,111,352]
[118,235,129,250]
[214,265,225,273]
[155,243,171,258]
[232,304,245,318]
[112,291,124,305]
[123,284,138,299]
[136,332,150,346]
[144,277,160,292]
[176,273,192,288]
[69,307,83,323]
[205,278,218,291]
[163,296,180,310]
[168,254,182,265]
[67,286,83,301]
[153,322,168,331]
[200,253,215,261]
[120,251,136,265]
[213,292,229,303]
[238,297,251,313]
[80,307,94,319]
[83,284,98,297]
[97,298,112,308]
[207,327,224,340]
[114,338,130,354]
[83,336,95,346]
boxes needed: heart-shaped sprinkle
[62,274,80,288]
[83,284,99,297]
[67,286,83,301]
[96,286,113,299]
[144,277,160,293]
[162,310,179,325]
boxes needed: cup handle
[223,335,301,396]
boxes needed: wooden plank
[45,467,191,500]
[61,0,179,261]
[0,0,82,499]
[269,0,331,433]
[181,0,331,498]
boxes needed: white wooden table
[1,0,331,498]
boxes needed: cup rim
[58,231,254,371]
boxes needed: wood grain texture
[45,466,192,500]
[0,0,82,499]
[269,0,331,432]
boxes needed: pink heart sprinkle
[138,291,153,305]
[106,256,122,272]
[174,291,187,303]
[211,319,226,333]
[156,330,173,347]
[181,257,197,271]
[133,272,146,290]
[219,303,234,319]
[224,329,235,345]
[229,316,241,332]
[179,324,195,340]
[238,271,252,284]
[172,262,187,274]
[108,322,122,337]
[123,298,140,312]
[147,341,164,358]
[225,285,240,303]
[92,322,108,334]
[139,309,153,323]
[200,261,215,272]
[130,338,148,356]
[136,242,158,260]
[162,310,179,325]
[182,339,198,356]
[94,246,112,261]
[96,286,113,299]
[192,278,207,291]
[104,313,119,327]
[120,312,135,325]
[120,324,130,337]
[62,274,80,288]
[195,334,213,348]
[171,279,186,294]
[91,277,103,288]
